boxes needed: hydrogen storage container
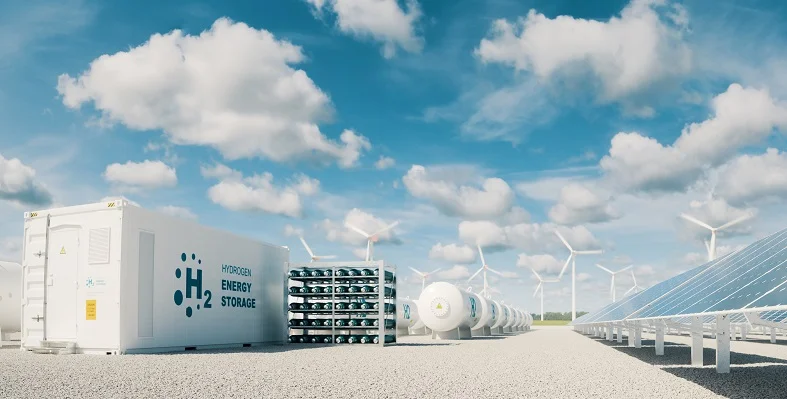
[19,199,289,355]
[0,261,22,341]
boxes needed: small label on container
[86,299,96,320]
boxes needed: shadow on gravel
[584,333,787,399]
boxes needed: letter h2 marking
[186,268,203,299]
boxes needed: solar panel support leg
[616,326,622,343]
[691,316,703,366]
[655,323,664,355]
[627,323,634,347]
[715,314,730,373]
[771,327,777,343]
[606,324,613,341]
[634,322,642,348]
[740,325,747,340]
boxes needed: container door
[45,226,81,341]
[21,217,48,347]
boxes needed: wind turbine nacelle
[470,294,497,330]
[489,300,506,329]
[418,282,481,332]
[397,298,423,330]
[502,305,516,328]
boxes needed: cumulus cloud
[682,244,746,266]
[548,183,621,225]
[375,155,395,169]
[715,148,787,205]
[202,162,319,218]
[428,243,476,264]
[283,224,304,237]
[306,0,424,58]
[0,153,53,206]
[436,265,472,280]
[516,253,566,276]
[475,0,691,101]
[402,164,515,219]
[318,208,401,246]
[679,197,756,240]
[57,17,371,168]
[156,205,197,220]
[600,84,787,193]
[458,220,602,253]
[103,160,177,190]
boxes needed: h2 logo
[174,252,212,317]
[403,304,411,319]
[469,297,477,317]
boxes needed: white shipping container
[20,198,289,354]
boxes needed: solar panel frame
[628,228,787,321]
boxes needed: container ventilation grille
[88,228,111,264]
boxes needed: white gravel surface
[2,326,782,398]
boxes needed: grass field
[533,320,571,326]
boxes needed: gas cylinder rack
[286,260,397,346]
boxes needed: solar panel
[571,260,715,325]
[629,227,787,320]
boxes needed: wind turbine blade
[298,236,314,257]
[624,286,636,296]
[533,282,542,297]
[610,276,614,297]
[409,267,426,276]
[616,265,633,273]
[530,268,543,281]
[630,270,637,285]
[704,240,711,258]
[318,255,337,259]
[429,267,442,275]
[558,253,572,279]
[477,245,487,266]
[596,264,613,274]
[554,230,573,252]
[468,267,483,282]
[544,279,560,282]
[372,220,400,236]
[680,213,713,230]
[717,213,753,230]
[575,250,602,255]
[486,267,504,277]
[345,222,370,237]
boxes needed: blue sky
[2,0,787,314]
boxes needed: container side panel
[120,206,289,351]
[45,226,80,340]
[137,231,155,338]
[21,220,48,347]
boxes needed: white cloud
[283,224,304,237]
[475,0,691,101]
[319,208,401,246]
[375,155,395,169]
[156,205,197,220]
[516,253,566,276]
[200,163,242,180]
[548,183,620,225]
[306,0,424,58]
[679,197,756,240]
[681,244,746,266]
[599,84,787,193]
[402,164,515,219]
[103,160,177,189]
[428,243,476,264]
[203,163,320,218]
[352,248,368,260]
[457,220,602,253]
[0,153,53,206]
[435,265,471,280]
[57,17,371,168]
[715,148,787,205]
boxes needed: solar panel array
[571,226,787,326]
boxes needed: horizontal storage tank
[411,299,425,330]
[470,293,496,330]
[0,261,22,336]
[513,308,522,328]
[503,305,516,329]
[397,298,422,330]
[419,282,481,339]
[19,199,289,355]
[490,300,506,329]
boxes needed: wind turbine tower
[345,220,399,261]
[555,231,603,320]
[679,212,753,261]
[530,268,559,321]
[595,264,632,302]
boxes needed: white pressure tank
[397,297,422,330]
[513,308,522,328]
[410,299,425,330]
[418,282,481,336]
[470,293,497,330]
[490,300,507,329]
[503,305,516,329]
[0,261,22,336]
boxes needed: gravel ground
[2,326,778,399]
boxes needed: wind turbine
[679,212,752,261]
[595,264,632,302]
[467,245,504,296]
[409,267,442,292]
[555,231,603,320]
[345,220,400,261]
[624,270,644,296]
[298,236,336,262]
[531,268,559,321]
